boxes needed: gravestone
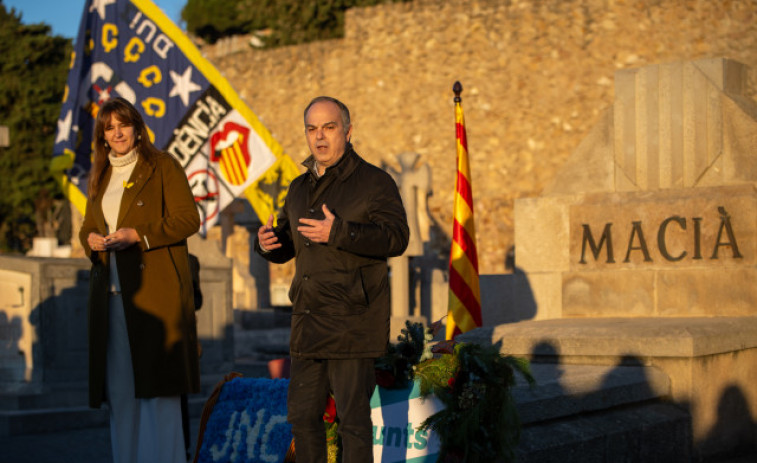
[463,58,757,460]
[516,58,757,320]
[0,235,234,404]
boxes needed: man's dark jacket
[256,146,409,359]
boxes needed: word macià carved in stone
[579,207,742,264]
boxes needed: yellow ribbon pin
[123,181,134,189]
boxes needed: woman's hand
[87,232,108,252]
[103,228,140,251]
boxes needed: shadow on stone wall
[480,267,537,327]
[699,384,757,461]
[517,345,696,462]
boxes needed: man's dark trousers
[288,357,377,463]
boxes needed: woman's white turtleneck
[102,148,138,291]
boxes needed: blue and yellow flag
[52,0,297,234]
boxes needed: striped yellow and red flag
[446,81,482,340]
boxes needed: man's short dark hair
[304,96,351,134]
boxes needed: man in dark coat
[256,96,409,463]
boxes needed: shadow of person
[0,310,27,385]
[480,246,538,326]
[511,340,563,459]
[592,354,694,461]
[529,340,564,391]
[699,384,756,460]
[519,341,564,399]
[595,354,656,412]
[513,341,564,425]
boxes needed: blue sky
[4,0,187,39]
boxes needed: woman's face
[104,113,137,156]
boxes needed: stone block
[610,58,754,191]
[542,108,615,196]
[514,196,574,274]
[517,403,691,463]
[459,317,757,460]
[480,273,538,325]
[563,269,655,317]
[189,235,235,375]
[513,363,670,424]
[0,269,32,385]
[0,256,91,391]
[569,185,757,272]
[524,272,563,320]
[657,268,757,316]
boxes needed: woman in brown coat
[79,97,200,463]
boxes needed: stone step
[516,402,692,463]
[234,308,291,330]
[0,362,668,439]
[232,356,278,378]
[510,364,688,461]
[0,395,211,437]
[513,363,671,424]
[0,384,89,411]
[0,406,108,436]
[0,373,226,436]
[233,326,290,358]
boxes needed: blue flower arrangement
[196,377,292,463]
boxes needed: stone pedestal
[0,235,235,395]
[479,58,757,460]
[459,317,757,460]
[187,234,235,376]
[0,256,91,392]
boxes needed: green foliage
[374,320,435,389]
[0,3,71,252]
[375,321,536,462]
[180,0,254,44]
[325,419,341,463]
[415,343,536,463]
[413,348,459,398]
[182,0,411,46]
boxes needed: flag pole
[446,80,482,340]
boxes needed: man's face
[305,100,352,171]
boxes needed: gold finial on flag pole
[453,81,462,103]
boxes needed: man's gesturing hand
[257,215,281,252]
[297,204,334,243]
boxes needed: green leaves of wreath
[414,342,536,463]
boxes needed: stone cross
[385,152,432,321]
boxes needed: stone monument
[461,58,757,460]
[386,152,434,336]
[0,234,234,435]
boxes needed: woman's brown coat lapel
[115,155,155,230]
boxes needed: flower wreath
[309,320,535,463]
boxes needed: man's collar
[302,143,359,180]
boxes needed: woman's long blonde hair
[88,97,161,199]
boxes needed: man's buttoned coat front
[257,147,409,359]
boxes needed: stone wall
[202,0,757,274]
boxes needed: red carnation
[323,395,337,423]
